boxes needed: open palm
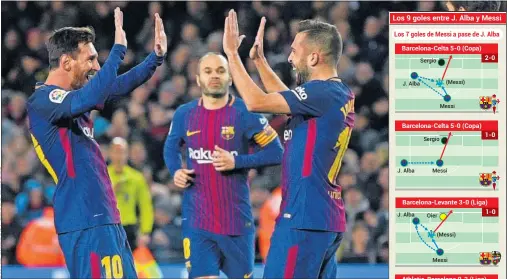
[154,13,167,56]
[223,9,245,56]
[249,17,266,60]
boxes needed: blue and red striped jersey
[26,45,164,234]
[164,96,283,235]
[27,84,121,234]
[277,79,355,232]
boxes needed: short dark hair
[447,0,501,11]
[46,26,96,69]
[297,19,343,67]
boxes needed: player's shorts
[182,228,255,278]
[263,225,344,279]
[58,224,138,279]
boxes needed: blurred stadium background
[5,1,504,278]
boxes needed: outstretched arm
[103,51,164,105]
[223,10,290,114]
[249,17,289,93]
[36,8,127,124]
[101,13,167,106]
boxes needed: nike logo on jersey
[187,130,201,137]
[244,271,253,278]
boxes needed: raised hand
[114,7,127,47]
[153,13,167,56]
[249,17,266,61]
[223,9,246,56]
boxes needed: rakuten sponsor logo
[188,148,238,164]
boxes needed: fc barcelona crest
[480,95,500,113]
[480,96,492,110]
[479,252,492,265]
[491,251,501,265]
[480,171,500,190]
[221,126,235,140]
[480,173,492,186]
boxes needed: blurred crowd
[1,1,455,266]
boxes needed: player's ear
[60,54,72,72]
[228,74,233,86]
[196,75,201,88]
[308,52,319,67]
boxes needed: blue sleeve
[102,52,165,105]
[234,137,283,169]
[33,44,126,124]
[163,107,186,175]
[244,112,269,139]
[234,111,283,169]
[279,81,331,117]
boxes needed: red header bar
[390,12,506,24]
[396,197,498,208]
[396,275,498,279]
[395,43,497,54]
[395,120,497,132]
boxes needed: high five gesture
[114,7,127,47]
[223,9,246,56]
[153,13,167,56]
[249,17,266,61]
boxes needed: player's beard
[71,69,94,90]
[295,64,311,86]
[203,90,227,99]
[201,79,228,99]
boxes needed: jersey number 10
[101,255,124,279]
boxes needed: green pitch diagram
[394,43,500,113]
[395,120,500,190]
[395,198,500,267]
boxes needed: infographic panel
[395,197,500,266]
[394,120,500,190]
[389,12,506,279]
[394,44,500,113]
